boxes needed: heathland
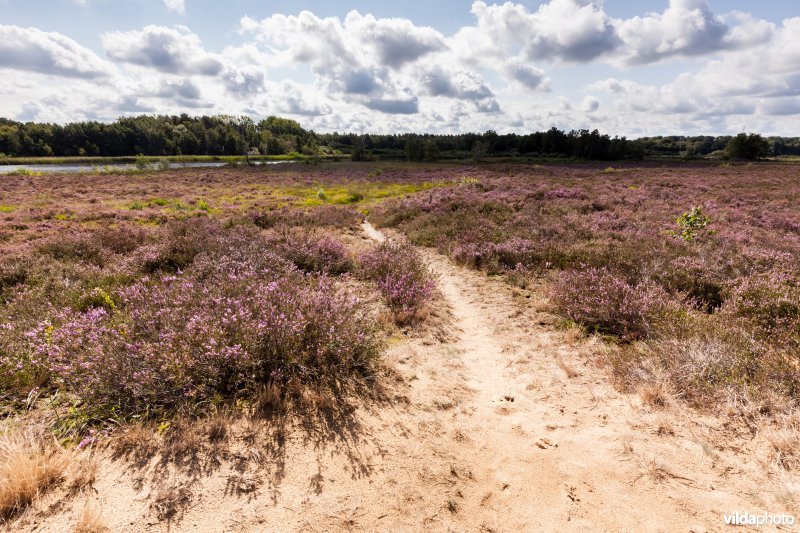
[1,161,798,531]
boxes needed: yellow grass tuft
[0,428,70,521]
[74,500,109,533]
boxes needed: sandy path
[21,224,796,532]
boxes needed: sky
[1,0,800,136]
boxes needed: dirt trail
[23,224,796,532]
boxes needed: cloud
[502,58,551,91]
[0,25,112,79]
[16,101,41,122]
[223,66,265,97]
[614,0,772,64]
[469,0,620,63]
[239,10,447,103]
[155,79,202,100]
[761,98,800,116]
[581,95,599,113]
[462,0,774,67]
[102,25,222,75]
[281,96,332,117]
[475,98,500,113]
[342,11,446,69]
[421,67,493,100]
[164,0,185,14]
[116,95,154,113]
[6,2,800,135]
[364,97,419,114]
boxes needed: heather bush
[139,218,221,273]
[360,242,436,323]
[505,263,534,289]
[452,239,542,274]
[372,163,800,411]
[95,225,150,254]
[0,258,28,301]
[656,255,727,312]
[724,275,800,340]
[271,231,354,274]
[37,234,105,266]
[0,201,385,424]
[251,205,361,230]
[0,295,55,397]
[549,268,673,340]
[20,250,378,421]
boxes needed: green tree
[423,139,440,162]
[726,133,769,160]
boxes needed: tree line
[0,114,791,161]
[0,115,318,158]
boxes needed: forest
[1,114,798,161]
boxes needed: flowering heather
[360,242,436,323]
[270,231,355,274]
[251,205,362,230]
[549,268,671,341]
[27,269,378,420]
[0,164,396,423]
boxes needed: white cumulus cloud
[102,25,222,75]
[0,25,113,79]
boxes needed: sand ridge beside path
[18,223,796,532]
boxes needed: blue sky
[1,0,800,136]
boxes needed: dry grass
[556,354,579,378]
[653,417,676,437]
[767,422,800,471]
[562,326,584,345]
[151,485,192,521]
[69,454,99,495]
[74,500,109,533]
[205,413,230,444]
[0,428,70,521]
[163,422,203,461]
[111,423,157,464]
[638,381,672,409]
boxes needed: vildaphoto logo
[723,511,796,527]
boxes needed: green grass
[271,181,449,207]
[0,205,15,213]
[3,168,43,176]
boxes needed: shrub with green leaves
[668,206,711,242]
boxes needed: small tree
[668,206,711,242]
[726,133,769,160]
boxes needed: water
[0,160,296,174]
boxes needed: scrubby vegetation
[0,163,451,440]
[360,242,437,324]
[0,219,384,428]
[373,163,800,412]
[2,160,799,525]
